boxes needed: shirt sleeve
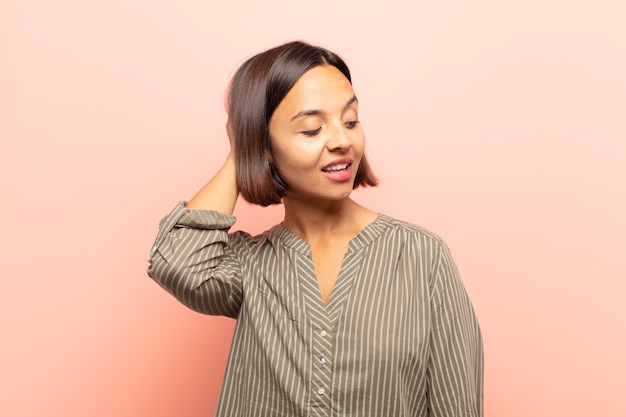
[147,201,244,318]
[427,241,484,417]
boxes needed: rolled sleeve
[147,202,243,318]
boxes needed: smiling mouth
[322,163,351,172]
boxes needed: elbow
[147,254,236,317]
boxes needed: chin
[330,189,354,201]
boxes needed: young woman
[148,41,483,417]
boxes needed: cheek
[273,141,320,171]
[352,132,366,156]
[272,147,306,173]
[277,154,315,173]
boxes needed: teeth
[323,163,349,172]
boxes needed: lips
[321,158,354,182]
[322,163,350,172]
[321,158,353,172]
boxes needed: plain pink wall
[2,1,625,416]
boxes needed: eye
[301,127,321,136]
[345,120,360,129]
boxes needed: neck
[282,196,375,242]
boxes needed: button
[319,356,327,364]
[317,387,325,395]
[319,330,328,337]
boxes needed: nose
[326,122,351,151]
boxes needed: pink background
[2,1,625,416]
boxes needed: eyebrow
[290,95,358,121]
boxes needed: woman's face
[268,65,365,204]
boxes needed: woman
[148,41,483,417]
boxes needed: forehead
[281,65,355,108]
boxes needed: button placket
[310,323,333,410]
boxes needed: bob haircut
[228,40,378,207]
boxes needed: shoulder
[365,214,452,271]
[377,213,446,248]
[228,223,287,250]
[378,216,463,289]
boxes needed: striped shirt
[148,202,483,417]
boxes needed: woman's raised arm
[186,152,238,214]
[186,120,238,213]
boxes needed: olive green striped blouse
[148,202,483,416]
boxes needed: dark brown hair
[228,41,378,206]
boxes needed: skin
[187,64,377,305]
[269,65,364,208]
